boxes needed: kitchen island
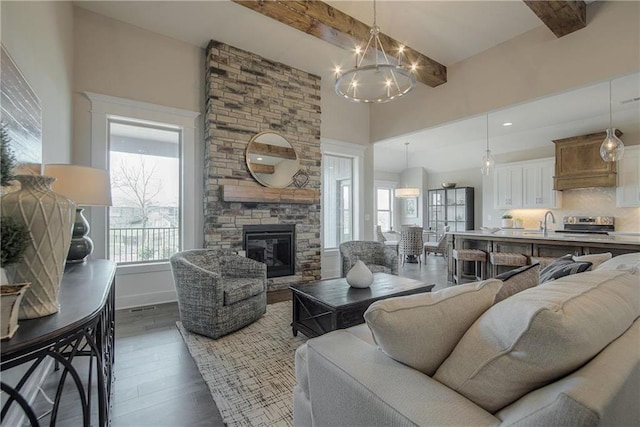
[447,229,640,278]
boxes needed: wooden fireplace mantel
[221,184,319,204]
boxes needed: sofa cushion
[223,278,264,306]
[363,279,502,376]
[366,264,392,274]
[595,252,640,274]
[573,252,612,270]
[433,270,640,413]
[494,263,540,303]
[539,255,592,283]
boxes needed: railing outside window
[109,227,179,264]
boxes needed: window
[323,154,354,249]
[108,119,182,264]
[376,187,394,232]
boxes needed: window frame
[85,92,200,272]
[107,117,183,265]
[321,139,366,251]
[375,184,396,232]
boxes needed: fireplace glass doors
[242,224,295,278]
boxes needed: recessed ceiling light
[503,122,513,127]
[257,157,263,161]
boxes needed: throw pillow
[539,255,592,284]
[595,252,640,274]
[363,279,502,376]
[494,263,540,303]
[573,252,612,270]
[433,269,640,413]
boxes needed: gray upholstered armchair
[339,241,398,277]
[170,249,267,339]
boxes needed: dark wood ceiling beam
[523,1,587,38]
[232,0,447,88]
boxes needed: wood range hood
[553,130,621,191]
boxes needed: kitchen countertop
[450,229,640,246]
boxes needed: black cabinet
[428,187,474,232]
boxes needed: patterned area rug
[177,301,306,427]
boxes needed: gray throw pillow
[539,255,592,284]
[494,263,540,303]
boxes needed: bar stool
[452,249,487,284]
[489,252,528,277]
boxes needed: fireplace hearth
[243,224,295,278]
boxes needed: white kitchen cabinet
[494,165,523,209]
[494,158,560,209]
[522,159,561,208]
[616,146,640,207]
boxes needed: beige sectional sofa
[293,253,640,426]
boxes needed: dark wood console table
[1,260,116,426]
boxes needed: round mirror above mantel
[246,131,300,188]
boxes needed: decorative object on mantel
[600,80,625,162]
[292,169,310,188]
[346,259,374,288]
[0,283,29,340]
[43,164,112,263]
[1,175,75,319]
[481,114,496,176]
[334,0,417,103]
[396,143,420,198]
[245,131,300,188]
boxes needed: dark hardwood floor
[31,255,450,426]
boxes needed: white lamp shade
[43,164,112,206]
[395,187,420,198]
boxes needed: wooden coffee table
[289,273,434,338]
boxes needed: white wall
[73,7,205,308]
[370,1,640,143]
[1,1,74,163]
[73,7,372,306]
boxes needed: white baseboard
[115,289,177,310]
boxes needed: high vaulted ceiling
[76,1,636,175]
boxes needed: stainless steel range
[555,216,615,235]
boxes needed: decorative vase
[1,175,75,319]
[1,283,29,340]
[501,218,514,229]
[346,260,374,289]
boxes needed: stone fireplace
[203,40,322,291]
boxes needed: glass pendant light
[396,142,420,198]
[600,80,625,162]
[481,114,495,176]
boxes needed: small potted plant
[1,215,31,339]
[501,214,514,229]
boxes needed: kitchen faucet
[542,211,556,236]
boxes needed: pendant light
[334,0,416,103]
[481,114,495,176]
[600,80,625,162]
[396,142,420,198]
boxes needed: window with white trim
[323,154,354,249]
[376,187,394,232]
[108,119,182,264]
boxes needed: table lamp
[43,164,112,263]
